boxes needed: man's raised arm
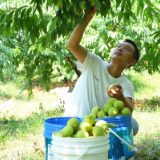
[67,7,97,63]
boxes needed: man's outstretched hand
[86,5,97,17]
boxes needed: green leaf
[130,11,137,21]
[27,7,32,17]
[116,0,122,9]
[118,11,123,23]
[95,2,101,11]
[153,54,158,71]
[51,28,57,42]
[144,0,153,6]
[37,4,43,18]
[126,0,131,10]
[41,19,47,34]
[153,31,160,40]
[5,10,14,22]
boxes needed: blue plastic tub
[43,115,134,160]
[43,117,83,160]
[97,115,135,160]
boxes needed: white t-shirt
[63,51,134,118]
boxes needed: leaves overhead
[0,0,160,96]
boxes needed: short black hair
[124,39,140,68]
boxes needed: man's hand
[107,85,123,99]
[106,84,134,113]
[86,6,97,17]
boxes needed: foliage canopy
[0,0,160,96]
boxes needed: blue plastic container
[43,117,83,160]
[43,115,134,160]
[97,115,135,160]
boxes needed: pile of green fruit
[91,98,131,118]
[54,116,117,138]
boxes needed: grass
[0,71,160,159]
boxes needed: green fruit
[80,121,92,132]
[103,103,113,113]
[93,119,99,126]
[97,110,106,118]
[108,85,116,91]
[54,132,63,137]
[108,107,119,117]
[92,106,101,115]
[88,129,93,136]
[114,100,124,111]
[56,0,63,7]
[76,130,89,138]
[92,126,104,137]
[84,115,95,125]
[108,98,117,105]
[95,120,108,133]
[67,118,79,131]
[80,1,86,9]
[90,113,96,119]
[121,108,131,115]
[72,134,77,138]
[62,126,74,137]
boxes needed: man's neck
[107,63,125,78]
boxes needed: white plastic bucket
[51,131,110,160]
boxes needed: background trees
[0,0,160,96]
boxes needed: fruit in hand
[107,85,116,92]
[121,108,131,115]
[108,107,119,117]
[114,100,124,111]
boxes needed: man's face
[112,42,136,67]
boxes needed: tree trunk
[66,56,81,77]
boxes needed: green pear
[95,120,108,134]
[103,103,113,113]
[62,126,74,137]
[84,115,95,125]
[108,98,117,105]
[92,126,105,137]
[114,100,124,111]
[121,108,131,115]
[76,130,89,138]
[91,106,101,115]
[108,107,119,117]
[97,110,106,118]
[67,118,79,131]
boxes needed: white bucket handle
[108,128,138,152]
[74,147,89,160]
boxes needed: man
[63,5,140,129]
